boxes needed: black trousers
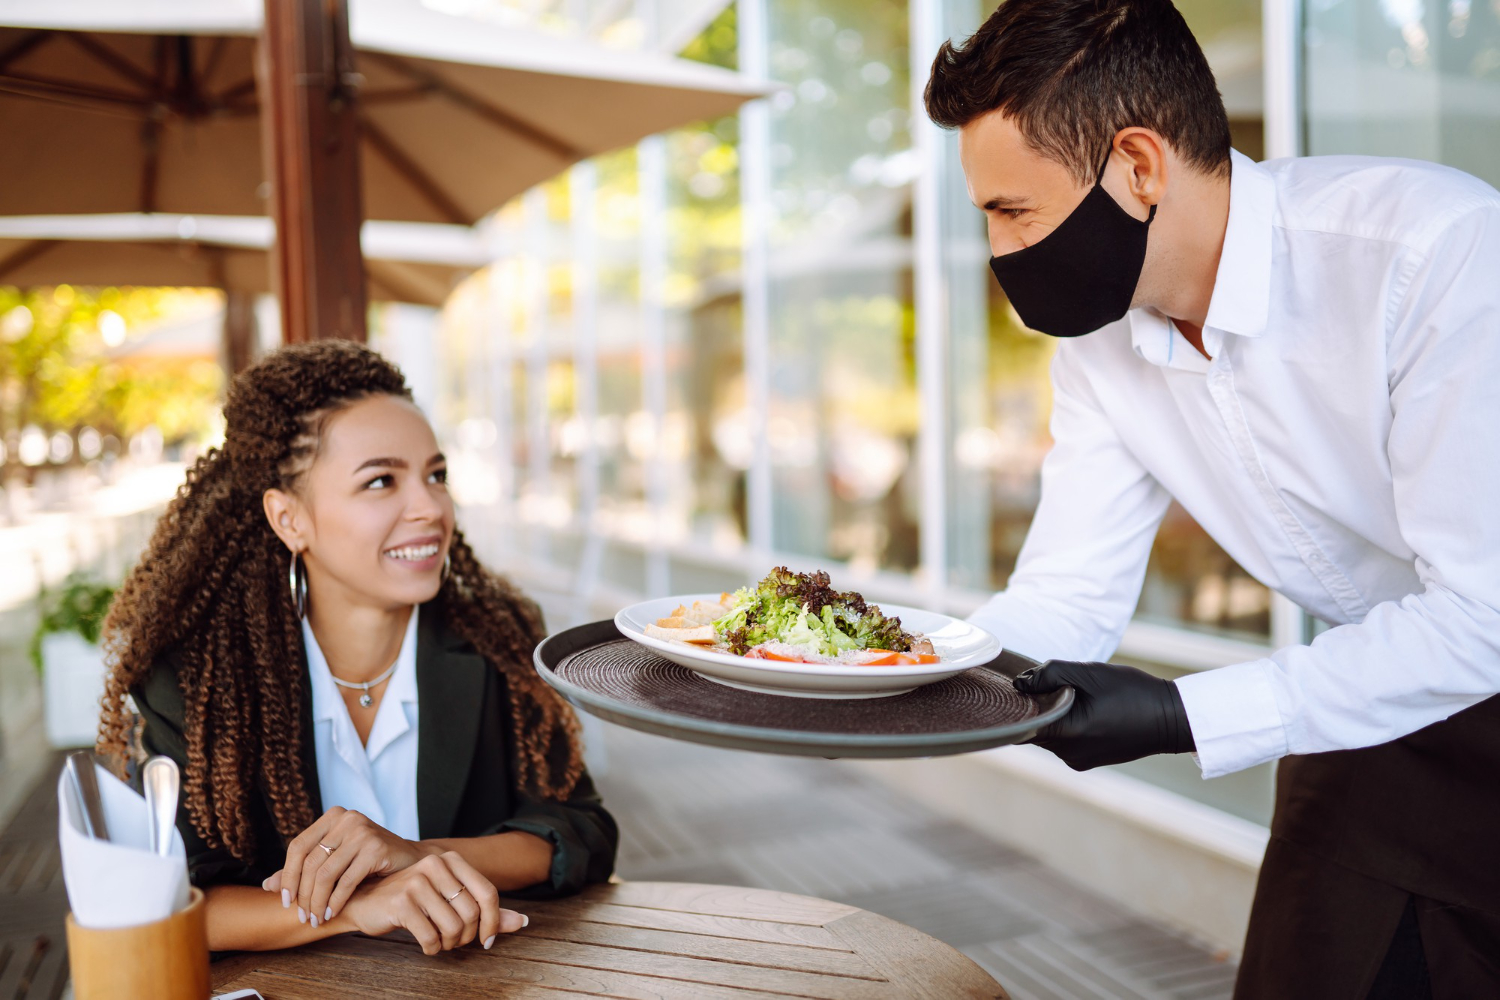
[1234,696,1500,999]
[1365,899,1430,1000]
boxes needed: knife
[142,756,180,858]
[64,751,110,842]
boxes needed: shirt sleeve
[486,766,619,898]
[1177,204,1500,777]
[486,596,619,898]
[968,342,1172,661]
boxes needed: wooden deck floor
[0,752,68,1000]
[0,729,1238,1000]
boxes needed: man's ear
[263,487,307,553]
[1111,127,1168,212]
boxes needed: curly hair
[98,339,584,862]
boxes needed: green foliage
[28,573,116,674]
[0,285,224,449]
[678,3,737,70]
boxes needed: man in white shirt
[924,1,1500,996]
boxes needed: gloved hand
[1013,660,1195,771]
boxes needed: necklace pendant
[359,692,373,708]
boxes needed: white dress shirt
[969,149,1500,779]
[303,607,421,839]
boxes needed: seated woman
[98,340,616,955]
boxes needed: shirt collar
[1127,148,1274,370]
[304,606,421,724]
[1128,308,1215,373]
[1202,148,1275,339]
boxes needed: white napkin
[58,761,191,929]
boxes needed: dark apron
[1234,695,1500,999]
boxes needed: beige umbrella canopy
[0,0,763,224]
[0,214,487,306]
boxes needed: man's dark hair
[925,0,1231,183]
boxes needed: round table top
[534,620,1072,758]
[210,880,1009,999]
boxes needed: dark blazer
[132,597,618,899]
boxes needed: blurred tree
[0,285,224,465]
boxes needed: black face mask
[988,155,1156,338]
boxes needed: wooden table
[210,881,1008,999]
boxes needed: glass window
[592,149,649,544]
[764,0,920,573]
[1305,0,1500,189]
[665,24,747,553]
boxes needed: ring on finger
[445,886,467,902]
[318,843,336,856]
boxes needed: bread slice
[644,623,718,645]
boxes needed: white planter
[42,631,107,748]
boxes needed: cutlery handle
[65,752,110,842]
[143,756,181,858]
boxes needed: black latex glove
[1013,660,1195,771]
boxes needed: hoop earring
[288,550,309,619]
[441,552,451,583]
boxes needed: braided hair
[98,340,583,861]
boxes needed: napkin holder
[65,886,210,1000]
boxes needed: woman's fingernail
[483,935,495,950]
[281,889,291,908]
[260,877,270,891]
[324,906,332,921]
[298,907,307,923]
[521,914,530,928]
[310,914,319,928]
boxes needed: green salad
[714,567,917,658]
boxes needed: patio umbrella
[0,213,488,307]
[0,210,490,370]
[0,0,763,342]
[0,0,763,224]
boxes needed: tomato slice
[864,653,942,668]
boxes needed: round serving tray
[534,620,1074,759]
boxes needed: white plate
[614,594,1003,699]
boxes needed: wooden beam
[138,37,170,215]
[363,260,444,308]
[200,36,232,92]
[139,117,161,214]
[63,33,155,91]
[357,86,433,106]
[359,118,469,225]
[0,72,152,111]
[222,288,258,375]
[204,249,259,374]
[259,0,368,343]
[359,50,584,160]
[0,31,51,75]
[216,76,259,106]
[0,240,59,283]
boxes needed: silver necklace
[329,661,399,708]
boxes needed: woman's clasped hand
[264,806,433,926]
[261,808,526,955]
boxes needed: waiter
[925,1,1500,996]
